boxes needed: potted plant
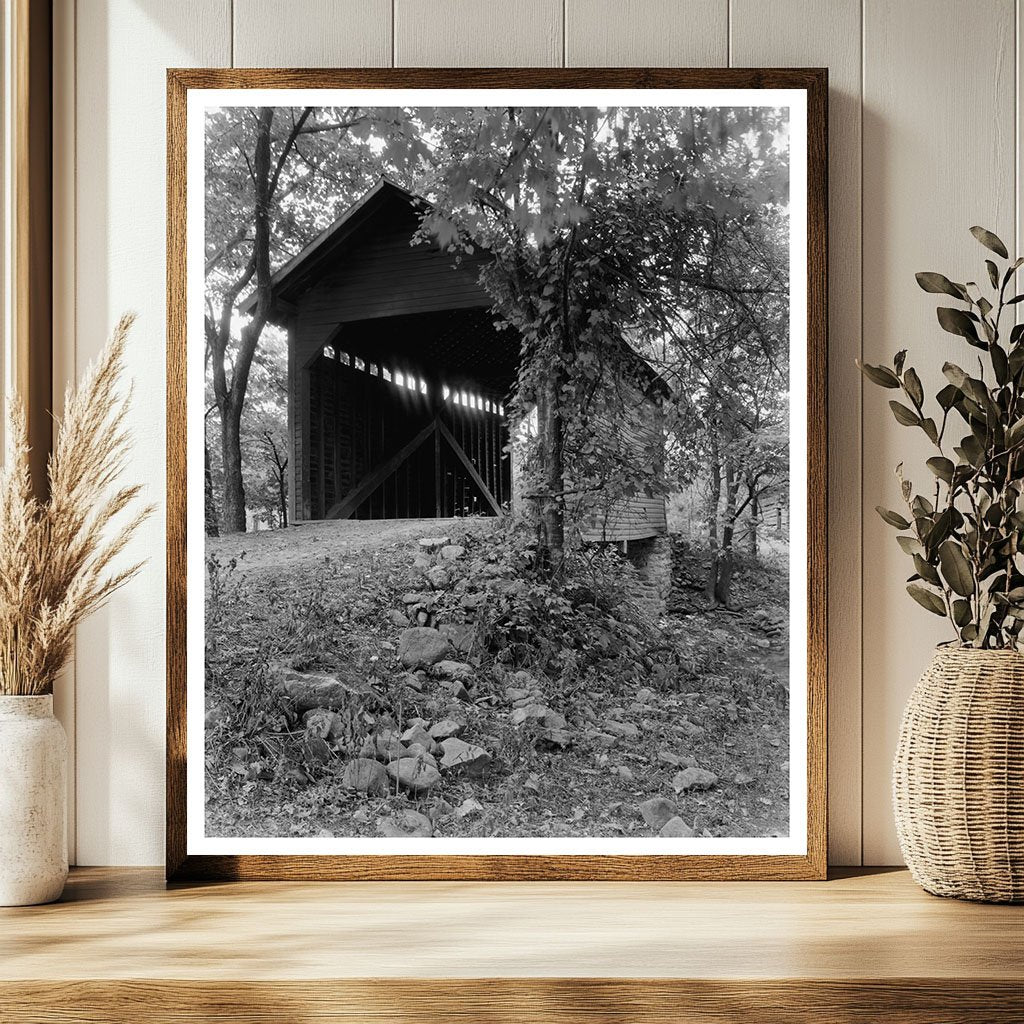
[0,315,150,905]
[859,227,1024,901]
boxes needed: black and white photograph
[185,84,811,862]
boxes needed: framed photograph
[167,68,827,881]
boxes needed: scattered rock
[438,737,492,776]
[440,544,466,561]
[396,671,425,693]
[440,678,471,701]
[301,733,333,764]
[659,816,694,838]
[676,718,706,739]
[439,623,474,653]
[388,609,409,628]
[658,749,697,769]
[413,554,431,569]
[734,771,755,786]
[537,726,572,748]
[424,565,451,589]
[429,717,465,741]
[341,757,388,795]
[361,730,404,763]
[403,742,438,767]
[603,720,640,741]
[402,592,423,605]
[401,723,434,750]
[510,704,546,726]
[592,731,618,748]
[672,766,718,792]
[386,757,441,793]
[615,766,635,783]
[301,707,342,741]
[639,796,678,830]
[427,797,455,821]
[379,809,433,837]
[398,627,452,669]
[456,797,484,819]
[432,660,475,682]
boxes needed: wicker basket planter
[893,648,1024,902]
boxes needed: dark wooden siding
[294,204,490,343]
[572,378,668,542]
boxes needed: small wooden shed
[242,179,669,560]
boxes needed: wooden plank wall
[55,0,1023,866]
[295,203,491,333]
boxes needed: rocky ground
[204,519,790,841]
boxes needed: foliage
[859,227,1024,648]
[391,105,789,569]
[206,327,289,531]
[0,315,153,694]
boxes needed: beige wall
[53,0,1023,865]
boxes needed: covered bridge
[241,179,670,584]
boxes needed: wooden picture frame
[167,68,827,882]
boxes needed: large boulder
[386,757,441,793]
[438,737,492,777]
[398,627,451,669]
[429,717,465,741]
[342,757,388,796]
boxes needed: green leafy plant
[859,227,1024,648]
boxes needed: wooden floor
[1,867,1021,1022]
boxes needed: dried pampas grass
[0,313,153,695]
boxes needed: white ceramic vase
[0,695,68,906]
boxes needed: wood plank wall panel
[565,0,728,67]
[70,0,231,865]
[52,0,78,864]
[233,0,392,67]
[861,0,1018,864]
[55,0,1021,865]
[394,0,562,67]
[731,0,862,866]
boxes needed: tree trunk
[278,466,288,528]
[220,398,246,533]
[713,458,739,607]
[747,481,759,558]
[536,361,565,572]
[204,441,219,537]
[705,440,722,602]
